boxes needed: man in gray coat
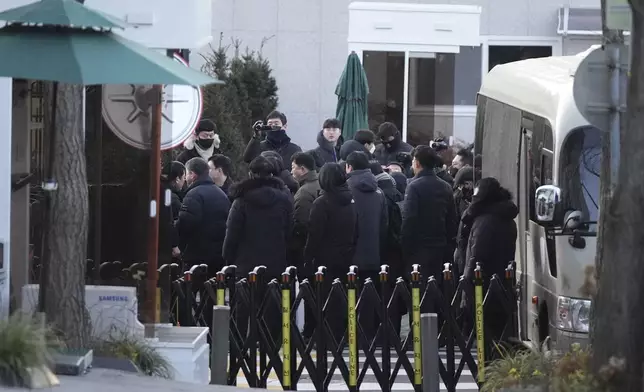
[291,152,321,253]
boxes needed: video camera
[395,152,412,166]
[429,138,449,152]
[253,120,276,133]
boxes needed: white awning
[557,6,630,36]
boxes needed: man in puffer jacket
[309,118,343,169]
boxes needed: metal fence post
[210,305,230,385]
[421,313,439,392]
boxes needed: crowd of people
[159,110,519,341]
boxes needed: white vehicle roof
[478,46,597,141]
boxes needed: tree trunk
[43,83,90,348]
[591,2,644,389]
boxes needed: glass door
[362,51,405,134]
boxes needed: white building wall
[202,0,601,149]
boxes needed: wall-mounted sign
[101,53,203,150]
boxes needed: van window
[560,126,600,230]
[526,119,554,221]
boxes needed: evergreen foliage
[200,35,279,179]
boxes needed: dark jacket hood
[339,139,370,161]
[229,176,289,208]
[318,163,354,206]
[375,172,396,190]
[390,172,408,195]
[347,169,378,193]
[463,200,518,224]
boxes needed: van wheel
[538,305,551,351]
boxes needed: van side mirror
[535,185,561,223]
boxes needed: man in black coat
[175,157,231,276]
[346,152,389,342]
[223,155,294,280]
[346,152,388,270]
[208,154,234,197]
[309,118,343,168]
[373,122,413,167]
[243,110,302,166]
[339,129,376,161]
[401,146,458,281]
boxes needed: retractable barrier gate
[165,261,518,392]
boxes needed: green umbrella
[0,0,220,321]
[335,51,370,140]
[0,0,126,30]
[0,24,218,86]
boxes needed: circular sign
[101,53,204,150]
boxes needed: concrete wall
[201,0,601,149]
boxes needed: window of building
[363,51,405,133]
[488,46,552,70]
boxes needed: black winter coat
[347,169,388,270]
[463,200,518,282]
[373,141,413,166]
[436,168,454,187]
[309,131,341,168]
[176,146,222,164]
[219,177,234,198]
[223,177,294,279]
[401,170,458,276]
[159,181,182,266]
[339,140,373,161]
[175,175,231,267]
[243,136,302,166]
[375,173,404,275]
[304,184,357,272]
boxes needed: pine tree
[200,35,279,179]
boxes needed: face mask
[369,144,376,154]
[196,138,214,149]
[384,133,401,150]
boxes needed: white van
[475,48,599,349]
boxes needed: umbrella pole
[145,84,162,334]
[38,81,59,314]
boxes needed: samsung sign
[99,295,129,302]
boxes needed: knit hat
[196,119,217,135]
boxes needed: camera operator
[374,122,413,168]
[243,110,302,167]
[429,138,454,186]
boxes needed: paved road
[234,349,479,391]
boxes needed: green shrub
[0,314,56,387]
[482,343,611,392]
[90,334,172,379]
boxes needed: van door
[518,123,533,341]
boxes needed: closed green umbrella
[335,51,369,140]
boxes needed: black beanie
[196,119,217,134]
